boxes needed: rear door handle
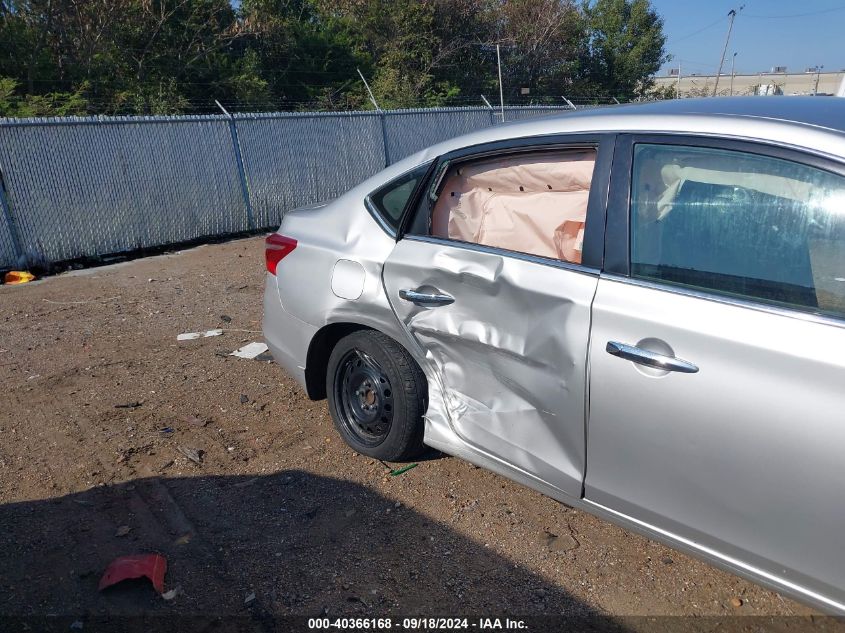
[399,288,455,307]
[606,341,699,374]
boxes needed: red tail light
[265,233,297,275]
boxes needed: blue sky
[653,1,845,76]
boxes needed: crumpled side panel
[383,239,597,495]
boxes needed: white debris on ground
[230,342,269,359]
[177,329,224,341]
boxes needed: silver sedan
[263,97,845,613]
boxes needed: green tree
[581,0,667,99]
[237,0,370,110]
[646,82,676,100]
[115,0,242,113]
[0,77,88,117]
[0,0,669,116]
[1,0,243,114]
[494,0,586,103]
[315,0,494,109]
[227,48,272,105]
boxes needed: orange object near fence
[3,271,35,284]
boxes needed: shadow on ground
[0,471,625,632]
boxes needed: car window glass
[368,163,430,231]
[414,149,596,264]
[631,143,845,319]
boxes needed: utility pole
[814,65,824,95]
[713,6,743,96]
[676,61,682,97]
[729,52,737,96]
[496,44,505,123]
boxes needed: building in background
[654,68,845,97]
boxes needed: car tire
[326,330,427,461]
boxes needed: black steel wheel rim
[334,348,394,446]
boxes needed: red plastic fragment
[98,554,167,594]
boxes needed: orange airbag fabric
[431,150,595,263]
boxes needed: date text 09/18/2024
[307,618,528,630]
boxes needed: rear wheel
[326,330,426,461]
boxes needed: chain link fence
[0,105,579,270]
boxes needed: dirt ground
[0,237,830,629]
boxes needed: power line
[666,15,727,44]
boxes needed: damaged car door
[587,136,845,610]
[382,136,613,496]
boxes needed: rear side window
[367,163,431,232]
[631,143,845,319]
[413,148,597,264]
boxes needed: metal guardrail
[0,105,578,270]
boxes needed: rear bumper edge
[262,273,316,390]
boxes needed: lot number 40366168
[307,618,393,629]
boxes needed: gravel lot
[0,237,823,626]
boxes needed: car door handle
[399,288,455,307]
[606,341,699,374]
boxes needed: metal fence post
[0,165,26,268]
[355,68,391,168]
[481,95,496,127]
[379,111,391,167]
[216,101,255,230]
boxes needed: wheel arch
[304,322,372,400]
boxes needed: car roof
[421,96,845,165]
[541,96,845,135]
[348,97,845,201]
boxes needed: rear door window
[412,148,597,264]
[630,143,845,319]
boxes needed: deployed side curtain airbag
[431,150,596,263]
